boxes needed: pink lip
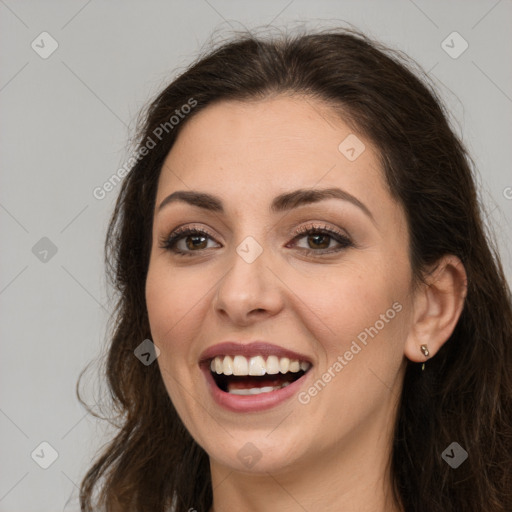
[199,341,312,364]
[199,341,313,413]
[200,364,311,413]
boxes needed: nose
[212,244,284,326]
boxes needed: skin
[145,95,467,512]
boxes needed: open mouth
[208,355,312,395]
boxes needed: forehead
[156,95,388,213]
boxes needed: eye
[159,226,220,256]
[159,223,353,257]
[288,223,353,255]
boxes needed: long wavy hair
[78,27,512,512]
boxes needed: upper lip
[199,341,313,365]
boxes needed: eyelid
[158,224,219,252]
[286,223,353,254]
[159,222,354,256]
[291,221,350,240]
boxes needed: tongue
[227,373,297,390]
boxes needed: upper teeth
[209,355,311,376]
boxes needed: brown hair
[78,27,512,511]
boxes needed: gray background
[1,1,511,510]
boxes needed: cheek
[145,262,205,419]
[297,260,409,365]
[145,261,203,344]
[145,258,223,390]
[146,271,174,342]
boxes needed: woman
[78,27,512,511]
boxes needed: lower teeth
[228,382,291,395]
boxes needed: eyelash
[159,223,353,258]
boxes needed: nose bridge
[213,228,283,322]
[226,209,270,268]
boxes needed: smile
[199,341,313,412]
[210,355,311,395]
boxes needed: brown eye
[160,228,220,256]
[305,233,330,250]
[184,234,208,251]
[290,225,353,255]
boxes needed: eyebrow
[157,187,374,220]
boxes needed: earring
[420,344,429,371]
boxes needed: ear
[404,255,467,363]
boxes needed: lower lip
[201,365,311,413]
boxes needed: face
[145,95,415,475]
